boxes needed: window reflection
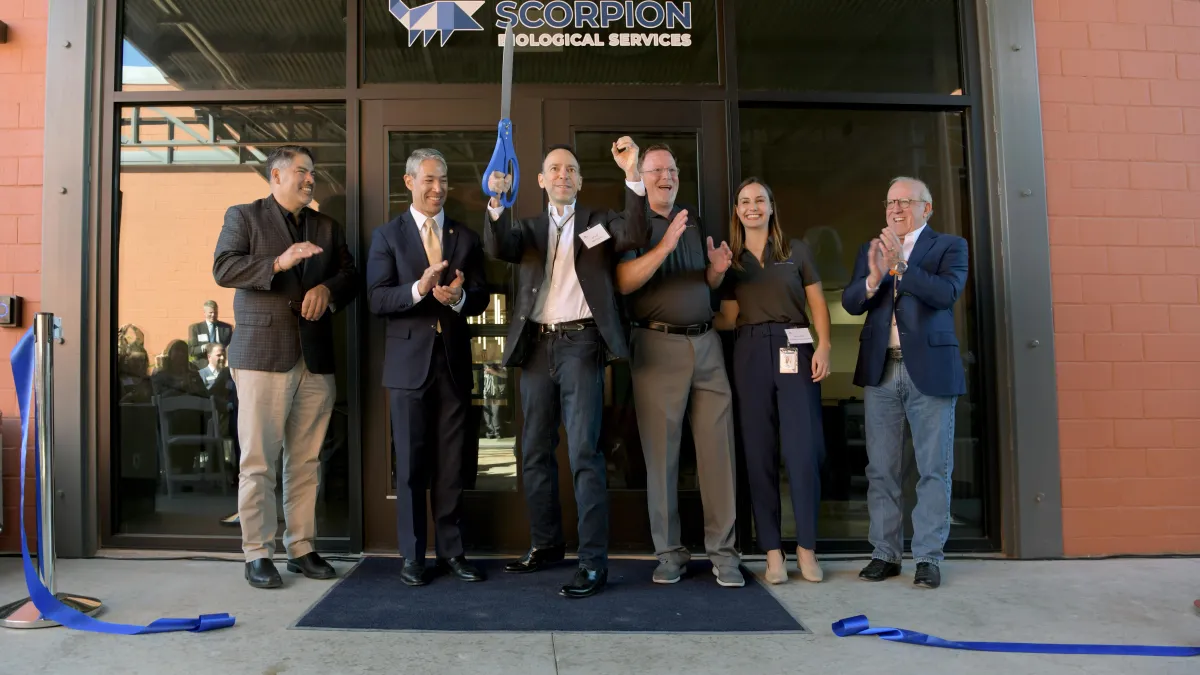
[114,104,349,542]
[737,107,984,542]
[735,0,963,93]
[120,0,346,90]
[385,131,519,492]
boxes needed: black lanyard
[548,210,576,265]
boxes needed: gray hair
[889,176,933,204]
[203,300,217,310]
[265,145,314,177]
[405,148,448,178]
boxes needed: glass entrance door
[544,100,730,552]
[360,99,728,555]
[361,99,541,553]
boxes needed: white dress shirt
[865,223,927,348]
[488,180,646,324]
[410,205,466,313]
[535,202,588,323]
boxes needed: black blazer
[484,186,650,367]
[366,211,489,391]
[187,320,233,360]
[840,227,968,398]
[212,195,358,374]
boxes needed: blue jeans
[519,327,608,570]
[864,358,956,565]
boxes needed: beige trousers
[231,358,335,562]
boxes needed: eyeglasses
[643,168,679,178]
[884,199,926,210]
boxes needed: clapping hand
[707,236,733,274]
[417,260,449,296]
[432,270,465,306]
[657,209,689,254]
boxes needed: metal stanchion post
[0,313,103,628]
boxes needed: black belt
[632,320,711,337]
[887,347,903,360]
[537,319,596,335]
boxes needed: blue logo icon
[389,1,486,46]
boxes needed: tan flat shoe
[764,550,788,585]
[796,546,823,582]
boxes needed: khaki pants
[630,328,739,568]
[231,358,335,562]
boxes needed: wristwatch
[890,260,908,276]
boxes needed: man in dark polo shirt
[615,144,741,587]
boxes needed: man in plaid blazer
[213,145,358,590]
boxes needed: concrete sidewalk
[0,555,1197,675]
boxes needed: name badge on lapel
[579,223,612,249]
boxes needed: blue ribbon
[482,118,519,208]
[833,615,1199,657]
[12,327,235,633]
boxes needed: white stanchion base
[0,594,103,628]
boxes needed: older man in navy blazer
[841,176,968,590]
[367,148,490,587]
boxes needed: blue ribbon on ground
[833,615,1199,657]
[12,327,235,633]
[482,118,519,208]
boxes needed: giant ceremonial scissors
[482,24,518,207]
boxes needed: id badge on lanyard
[780,347,799,374]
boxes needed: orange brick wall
[0,0,45,552]
[1036,0,1200,555]
[116,170,265,360]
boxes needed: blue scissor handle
[482,118,519,208]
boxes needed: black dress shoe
[504,545,566,574]
[560,566,607,599]
[913,562,941,589]
[286,552,336,580]
[440,556,486,582]
[245,558,282,589]
[400,559,427,587]
[858,558,902,582]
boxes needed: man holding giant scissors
[483,137,648,598]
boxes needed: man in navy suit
[841,176,968,590]
[366,148,490,587]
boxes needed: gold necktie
[423,219,443,333]
[422,218,442,265]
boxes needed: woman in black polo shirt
[716,177,832,585]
